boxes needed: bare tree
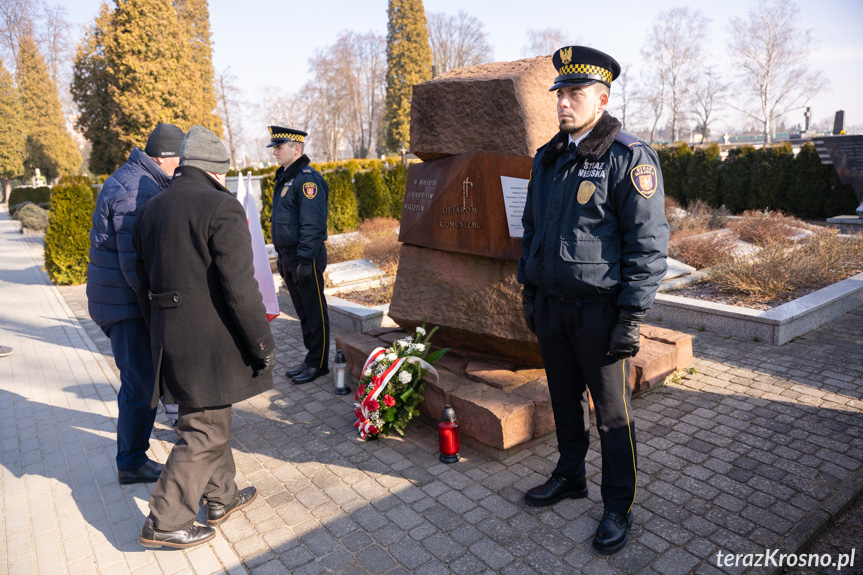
[691,68,728,141]
[37,2,75,116]
[0,0,34,64]
[607,63,642,131]
[343,31,385,158]
[642,7,709,143]
[304,46,349,162]
[727,0,824,143]
[522,28,578,57]
[215,66,244,168]
[639,69,667,144]
[427,10,493,75]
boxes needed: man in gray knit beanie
[133,125,275,549]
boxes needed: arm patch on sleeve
[302,182,318,199]
[630,165,657,198]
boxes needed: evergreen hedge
[44,176,95,285]
[657,142,857,218]
[253,158,409,240]
[9,185,51,207]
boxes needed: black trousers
[277,247,330,369]
[535,291,638,514]
[148,405,237,531]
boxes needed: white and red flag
[237,172,279,321]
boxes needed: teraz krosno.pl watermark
[716,549,857,570]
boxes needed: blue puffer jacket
[87,148,172,326]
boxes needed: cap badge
[559,47,572,64]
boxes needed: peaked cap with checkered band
[267,126,308,147]
[549,46,620,91]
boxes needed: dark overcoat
[133,165,275,409]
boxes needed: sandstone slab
[410,57,558,161]
[449,383,535,450]
[512,377,555,438]
[388,244,542,366]
[631,339,679,392]
[642,324,694,370]
[465,361,528,390]
[334,333,385,380]
[419,370,471,420]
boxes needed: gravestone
[814,135,863,221]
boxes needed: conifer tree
[0,59,25,200]
[384,0,432,153]
[16,35,81,181]
[174,0,222,135]
[71,3,123,175]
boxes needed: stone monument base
[336,325,693,459]
[826,215,863,234]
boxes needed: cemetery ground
[2,203,863,575]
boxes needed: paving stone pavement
[2,204,862,575]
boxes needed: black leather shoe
[593,510,633,554]
[207,486,257,525]
[118,459,163,485]
[292,366,329,385]
[524,475,588,507]
[139,516,215,549]
[285,362,307,377]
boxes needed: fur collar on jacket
[540,112,622,166]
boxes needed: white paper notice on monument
[500,176,529,238]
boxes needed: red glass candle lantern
[439,404,460,463]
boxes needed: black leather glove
[608,309,645,360]
[253,352,276,377]
[297,260,314,286]
[522,288,537,334]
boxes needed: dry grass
[667,198,728,236]
[359,217,400,277]
[327,237,364,264]
[709,230,863,303]
[669,230,737,270]
[727,210,806,246]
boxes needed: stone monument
[815,134,863,229]
[337,57,693,456]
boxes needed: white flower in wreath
[416,327,426,336]
[415,343,425,352]
[398,370,412,384]
[386,352,397,361]
[364,368,372,377]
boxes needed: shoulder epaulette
[614,131,643,149]
[302,169,312,173]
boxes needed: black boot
[139,516,215,549]
[292,366,329,384]
[207,486,257,525]
[118,459,163,485]
[524,475,588,507]
[593,510,633,554]
[285,362,307,377]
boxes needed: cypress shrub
[750,143,794,211]
[787,144,831,218]
[657,143,692,204]
[44,176,95,285]
[685,144,722,207]
[383,163,407,219]
[8,185,51,207]
[16,203,49,232]
[718,145,756,213]
[326,168,360,233]
[355,167,390,220]
[823,171,859,217]
[259,172,276,243]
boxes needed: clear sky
[62,0,863,138]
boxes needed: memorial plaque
[813,134,863,217]
[398,151,533,261]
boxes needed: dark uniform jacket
[271,155,328,263]
[87,147,172,326]
[518,113,669,313]
[133,165,275,409]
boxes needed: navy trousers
[535,292,638,514]
[102,318,157,471]
[278,247,330,369]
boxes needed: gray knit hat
[179,126,230,174]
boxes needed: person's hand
[297,261,314,286]
[253,352,276,377]
[522,289,536,334]
[608,310,645,360]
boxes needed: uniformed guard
[268,126,331,384]
[518,46,669,554]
